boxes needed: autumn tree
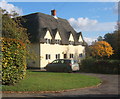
[1,8,30,85]
[90,41,114,59]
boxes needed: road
[2,73,119,99]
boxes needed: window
[69,41,74,45]
[52,60,59,64]
[70,54,74,58]
[55,39,61,44]
[79,53,83,57]
[46,54,51,60]
[59,59,71,64]
[45,38,51,44]
[49,54,51,59]
[55,54,60,59]
[64,54,67,58]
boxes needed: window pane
[46,54,48,60]
[58,54,60,59]
[55,54,57,59]
[52,60,59,63]
[64,54,67,58]
[72,54,74,58]
[79,53,82,57]
[49,54,51,59]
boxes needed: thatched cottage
[21,10,86,69]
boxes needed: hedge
[80,58,120,74]
[1,38,27,85]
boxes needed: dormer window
[69,33,74,45]
[45,38,51,44]
[69,41,74,45]
[55,39,61,44]
[44,30,52,44]
[54,31,61,45]
[78,34,83,43]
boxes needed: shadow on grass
[30,71,72,74]
[27,69,73,73]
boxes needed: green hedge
[80,58,120,74]
[1,38,27,85]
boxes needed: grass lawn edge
[2,82,102,94]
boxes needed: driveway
[2,73,119,98]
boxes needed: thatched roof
[21,12,85,45]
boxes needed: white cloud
[84,37,97,45]
[0,0,23,15]
[113,2,119,15]
[68,17,116,32]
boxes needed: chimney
[51,9,56,16]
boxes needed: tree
[1,7,29,45]
[97,36,103,41]
[90,41,114,59]
[103,31,120,59]
[1,8,30,85]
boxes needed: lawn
[2,70,101,91]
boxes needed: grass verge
[2,70,101,91]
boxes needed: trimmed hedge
[1,38,27,85]
[80,58,120,74]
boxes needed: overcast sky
[0,0,118,44]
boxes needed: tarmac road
[2,73,119,99]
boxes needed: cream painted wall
[55,31,61,40]
[28,30,85,69]
[40,43,85,68]
[79,35,83,42]
[69,34,74,41]
[44,30,52,39]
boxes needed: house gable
[78,35,83,42]
[44,30,52,39]
[55,31,61,40]
[69,33,74,41]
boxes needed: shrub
[80,58,120,74]
[80,57,95,72]
[90,41,114,58]
[1,38,27,85]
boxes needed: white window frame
[46,54,51,60]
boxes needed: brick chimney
[51,9,56,16]
[51,9,58,19]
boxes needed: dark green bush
[80,58,120,74]
[1,38,27,85]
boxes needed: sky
[0,0,118,45]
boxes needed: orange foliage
[90,41,114,58]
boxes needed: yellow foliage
[90,41,114,58]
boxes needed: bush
[1,38,27,85]
[89,41,114,58]
[80,58,120,74]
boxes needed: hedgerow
[80,58,120,74]
[1,38,27,85]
